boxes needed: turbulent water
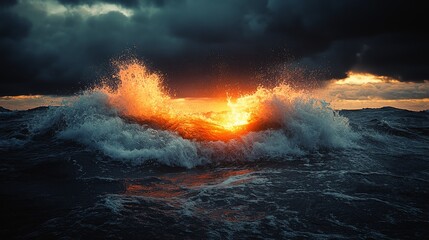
[1,62,428,238]
[1,99,428,239]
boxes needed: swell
[341,108,429,140]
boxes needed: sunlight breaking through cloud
[315,72,429,110]
[24,0,134,17]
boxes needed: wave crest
[30,61,358,168]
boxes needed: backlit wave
[30,60,358,168]
[98,61,304,141]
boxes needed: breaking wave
[30,61,358,168]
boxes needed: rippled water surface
[1,106,428,239]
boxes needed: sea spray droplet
[96,60,356,143]
[31,60,358,167]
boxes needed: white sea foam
[30,89,359,168]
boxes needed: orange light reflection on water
[124,169,254,200]
[123,168,263,222]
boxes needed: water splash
[97,60,314,141]
[30,60,358,167]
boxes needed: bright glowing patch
[314,71,429,111]
[335,71,395,85]
[223,98,252,130]
[335,72,382,85]
[78,3,134,17]
[35,0,134,17]
[97,60,303,141]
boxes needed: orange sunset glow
[314,71,429,111]
[2,66,428,130]
[97,61,308,141]
[2,69,428,115]
[97,64,429,142]
[3,1,429,238]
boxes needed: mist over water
[1,61,428,238]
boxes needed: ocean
[1,100,428,238]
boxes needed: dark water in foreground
[1,106,428,239]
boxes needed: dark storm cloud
[0,0,17,7]
[0,0,427,96]
[0,9,30,39]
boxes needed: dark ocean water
[1,104,428,239]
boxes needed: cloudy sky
[0,0,428,109]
